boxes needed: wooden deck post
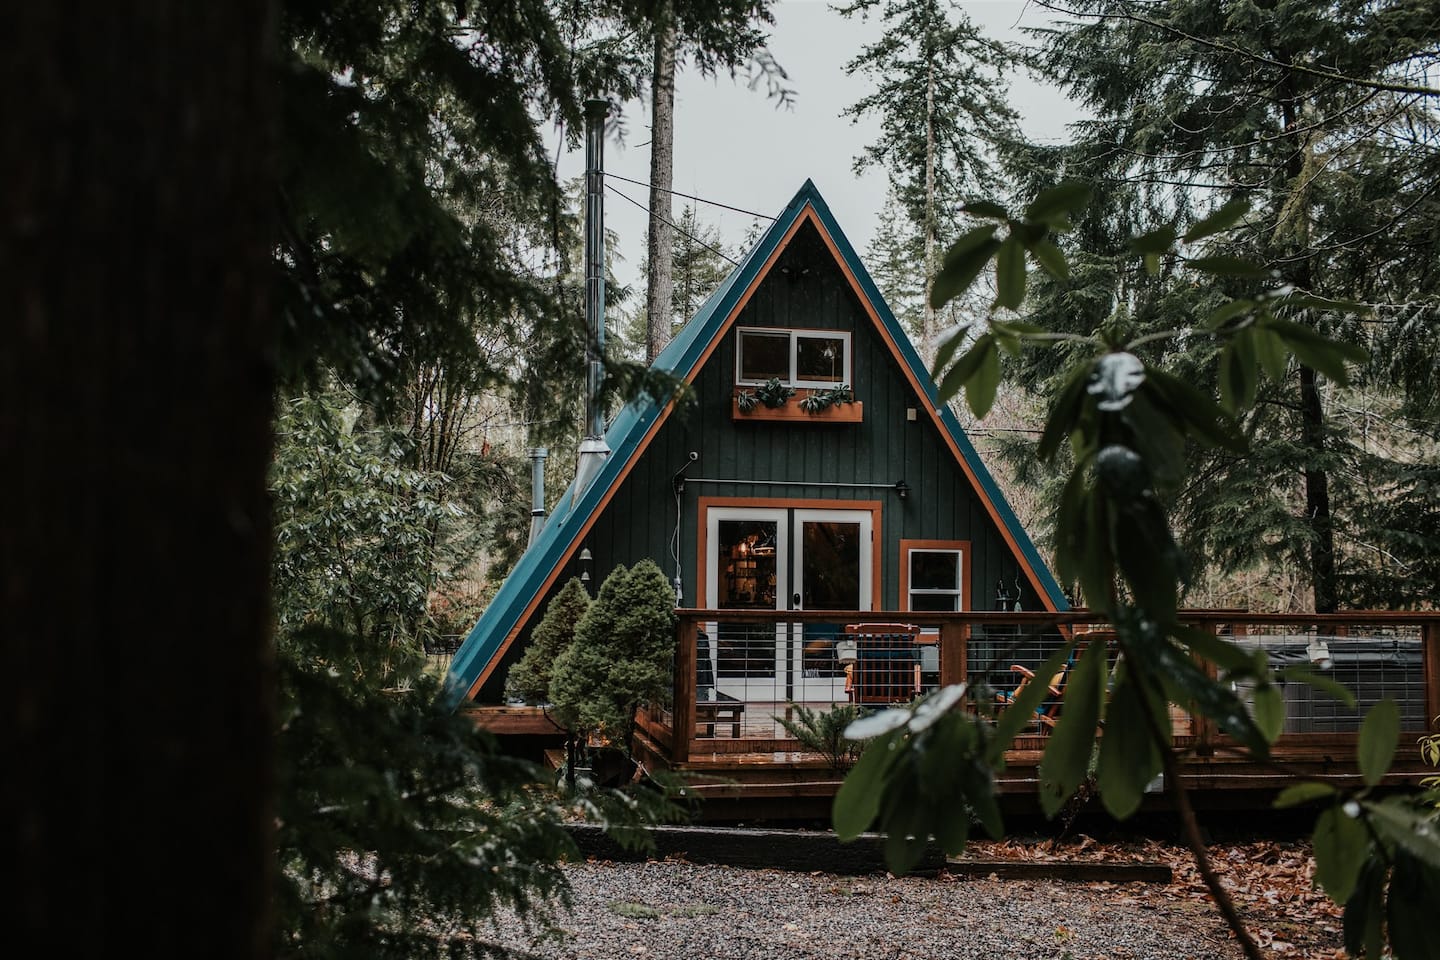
[673,614,696,764]
[1193,621,1220,756]
[940,620,967,688]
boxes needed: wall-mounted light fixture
[579,547,593,589]
[894,479,910,500]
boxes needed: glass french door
[706,508,787,703]
[704,506,872,705]
[791,509,872,702]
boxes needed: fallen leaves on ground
[962,835,1346,959]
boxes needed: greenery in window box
[798,384,855,413]
[737,377,796,412]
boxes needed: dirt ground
[960,835,1344,959]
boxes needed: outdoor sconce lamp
[894,479,910,500]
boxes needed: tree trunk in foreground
[1,4,276,956]
[645,13,678,362]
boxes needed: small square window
[735,327,851,388]
[795,335,847,384]
[738,331,790,382]
[904,545,965,614]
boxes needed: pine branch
[1035,0,1440,97]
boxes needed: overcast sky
[555,0,1083,298]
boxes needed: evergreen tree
[670,205,735,328]
[270,400,580,957]
[626,204,734,347]
[1006,0,1440,610]
[548,560,677,754]
[506,577,593,705]
[634,1,790,361]
[838,0,1018,363]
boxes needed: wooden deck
[472,609,1440,818]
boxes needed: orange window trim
[898,538,971,613]
[697,496,882,610]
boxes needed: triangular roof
[442,179,1067,710]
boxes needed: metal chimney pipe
[583,98,608,443]
[527,447,548,544]
[572,98,612,507]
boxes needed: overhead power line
[605,182,741,267]
[604,172,777,222]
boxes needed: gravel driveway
[481,859,1248,959]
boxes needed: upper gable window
[736,327,851,388]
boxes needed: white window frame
[900,542,968,614]
[735,327,851,389]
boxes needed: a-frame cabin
[445,179,1065,713]
[444,179,1439,812]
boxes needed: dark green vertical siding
[482,219,1041,700]
[592,220,1034,612]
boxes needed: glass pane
[795,335,846,383]
[738,331,789,381]
[802,521,860,610]
[911,550,959,590]
[717,519,778,609]
[911,592,960,612]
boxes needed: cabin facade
[445,180,1065,711]
[444,181,1439,815]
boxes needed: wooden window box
[731,388,863,423]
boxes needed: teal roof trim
[440,184,805,710]
[442,180,1065,710]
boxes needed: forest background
[5,0,1437,958]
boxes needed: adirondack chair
[843,622,922,705]
[995,630,1113,732]
[995,661,1069,731]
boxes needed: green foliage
[832,685,1000,874]
[506,578,592,707]
[797,384,855,413]
[548,559,677,751]
[1004,0,1440,613]
[1421,719,1440,800]
[841,171,1440,957]
[269,397,603,958]
[736,376,796,412]
[270,362,678,960]
[775,702,871,772]
[1036,638,1107,818]
[271,393,451,657]
[930,187,1368,626]
[274,627,577,960]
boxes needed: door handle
[792,592,801,607]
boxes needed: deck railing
[641,609,1440,765]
